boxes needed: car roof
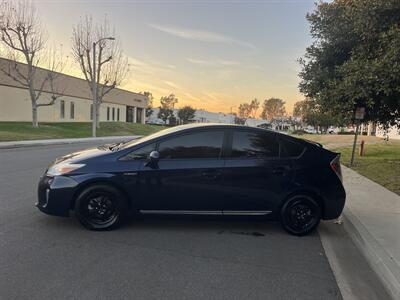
[120,123,331,155]
[163,123,276,134]
[118,123,278,151]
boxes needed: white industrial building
[0,57,148,124]
[147,108,266,127]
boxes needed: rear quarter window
[280,138,305,158]
[230,130,279,158]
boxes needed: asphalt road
[0,142,342,300]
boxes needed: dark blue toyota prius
[37,123,345,235]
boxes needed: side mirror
[149,150,160,161]
[145,150,159,168]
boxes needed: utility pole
[230,106,235,124]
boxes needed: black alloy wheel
[75,184,127,230]
[280,195,321,236]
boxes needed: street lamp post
[91,37,115,138]
[230,106,236,124]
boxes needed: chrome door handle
[123,172,138,176]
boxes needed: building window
[112,107,115,121]
[90,104,93,120]
[107,107,110,121]
[60,100,65,119]
[70,102,75,119]
[117,108,120,121]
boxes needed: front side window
[107,107,110,121]
[231,131,279,158]
[60,100,65,119]
[117,108,120,121]
[159,131,224,159]
[112,107,115,121]
[120,143,156,161]
[90,104,93,120]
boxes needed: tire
[75,184,128,231]
[280,195,321,236]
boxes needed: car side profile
[36,123,345,235]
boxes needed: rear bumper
[36,175,78,217]
[321,183,346,220]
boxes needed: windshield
[118,126,181,150]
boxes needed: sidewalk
[0,135,141,149]
[341,166,400,300]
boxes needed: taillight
[330,154,342,182]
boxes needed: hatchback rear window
[280,139,305,158]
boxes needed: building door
[126,106,134,122]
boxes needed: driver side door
[137,130,227,213]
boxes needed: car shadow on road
[35,213,319,240]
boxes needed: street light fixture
[92,37,115,137]
[230,106,236,124]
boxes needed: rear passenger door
[221,130,293,214]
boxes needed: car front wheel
[75,184,127,231]
[280,195,321,236]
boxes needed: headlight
[47,163,86,176]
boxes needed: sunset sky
[33,0,316,115]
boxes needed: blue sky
[33,0,316,114]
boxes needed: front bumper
[36,175,78,217]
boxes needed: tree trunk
[32,102,38,128]
[96,103,101,128]
[29,83,39,127]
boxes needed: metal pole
[92,42,97,138]
[350,122,360,166]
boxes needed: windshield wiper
[109,142,124,151]
[97,142,120,151]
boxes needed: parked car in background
[304,127,317,134]
[37,123,346,236]
[257,123,272,129]
[329,127,341,134]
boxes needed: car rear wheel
[75,184,127,231]
[280,195,321,236]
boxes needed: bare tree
[261,98,286,121]
[72,15,128,135]
[0,0,65,127]
[237,98,259,125]
[238,103,252,124]
[143,91,154,119]
[158,94,178,125]
[250,98,259,118]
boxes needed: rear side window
[159,131,224,159]
[280,138,305,158]
[120,143,156,161]
[231,131,279,158]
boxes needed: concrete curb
[0,135,141,149]
[342,207,400,300]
